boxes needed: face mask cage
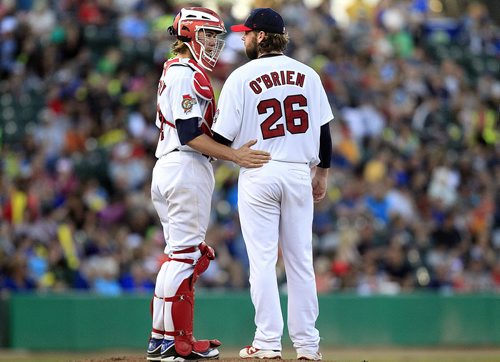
[194,27,225,70]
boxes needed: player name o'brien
[249,70,305,94]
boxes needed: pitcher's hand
[312,167,328,202]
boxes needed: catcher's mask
[168,7,226,71]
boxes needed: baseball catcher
[147,7,271,362]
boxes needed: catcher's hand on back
[234,140,271,168]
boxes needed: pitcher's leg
[280,169,320,354]
[238,173,283,351]
[283,247,320,354]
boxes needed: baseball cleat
[161,339,219,361]
[297,351,322,360]
[239,345,281,359]
[147,337,164,361]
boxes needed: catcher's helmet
[168,7,226,71]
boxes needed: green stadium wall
[5,292,500,350]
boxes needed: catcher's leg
[163,243,221,358]
[149,260,177,361]
[151,261,170,339]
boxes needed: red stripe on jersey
[157,106,175,141]
[158,106,175,128]
[163,119,175,128]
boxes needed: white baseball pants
[151,151,214,253]
[150,151,214,338]
[238,160,320,354]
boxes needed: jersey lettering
[250,81,262,94]
[158,80,167,96]
[259,94,309,139]
[261,74,273,88]
[249,71,306,95]
[270,72,281,86]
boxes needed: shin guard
[167,242,220,356]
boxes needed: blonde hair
[171,40,189,55]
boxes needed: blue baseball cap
[231,8,285,34]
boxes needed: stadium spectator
[0,0,498,295]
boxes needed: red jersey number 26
[259,94,309,140]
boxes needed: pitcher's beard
[246,39,258,60]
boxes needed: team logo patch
[181,94,197,113]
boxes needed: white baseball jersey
[155,57,216,159]
[212,55,333,166]
[212,54,333,355]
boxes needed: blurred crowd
[0,0,499,296]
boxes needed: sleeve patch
[181,94,197,114]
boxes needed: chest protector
[163,58,216,137]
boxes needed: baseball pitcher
[212,8,333,361]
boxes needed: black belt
[169,149,209,159]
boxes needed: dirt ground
[1,347,500,362]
